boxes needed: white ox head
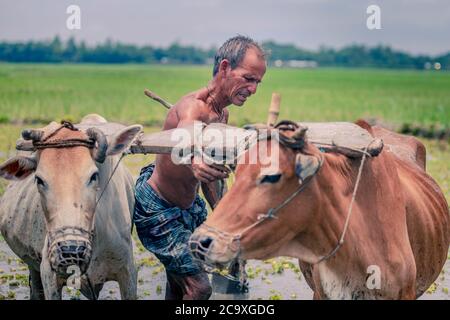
[0,121,142,276]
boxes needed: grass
[423,140,450,203]
[0,64,449,202]
[0,64,449,128]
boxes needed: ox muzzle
[47,226,94,276]
[189,224,241,271]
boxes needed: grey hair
[212,35,265,76]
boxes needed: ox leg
[80,278,104,300]
[117,263,138,300]
[29,268,45,300]
[298,260,316,293]
[40,255,63,300]
[313,290,323,300]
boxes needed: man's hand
[191,155,230,183]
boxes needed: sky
[0,0,449,56]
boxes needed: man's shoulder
[178,92,207,109]
[174,89,209,122]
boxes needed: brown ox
[190,121,449,299]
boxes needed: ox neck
[287,152,371,265]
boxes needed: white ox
[0,114,141,299]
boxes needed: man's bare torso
[147,87,228,209]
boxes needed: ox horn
[21,129,44,142]
[86,127,108,163]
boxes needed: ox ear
[0,156,37,180]
[295,153,322,184]
[106,125,143,156]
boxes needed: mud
[0,235,448,300]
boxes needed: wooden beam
[267,92,281,127]
[16,121,383,159]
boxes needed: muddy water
[0,236,448,300]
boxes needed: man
[133,35,266,300]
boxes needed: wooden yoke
[267,92,281,127]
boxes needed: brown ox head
[190,121,324,270]
[0,121,142,275]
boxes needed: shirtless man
[133,35,266,300]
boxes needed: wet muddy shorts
[133,163,208,276]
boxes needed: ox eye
[88,172,99,185]
[35,176,46,188]
[259,173,282,184]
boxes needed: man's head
[213,35,267,106]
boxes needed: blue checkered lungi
[133,163,207,275]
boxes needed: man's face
[225,47,266,106]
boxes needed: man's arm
[202,107,230,208]
[175,100,230,184]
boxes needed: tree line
[0,36,448,70]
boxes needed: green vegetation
[0,64,449,204]
[1,37,449,69]
[0,64,449,128]
[268,289,283,300]
[156,285,162,295]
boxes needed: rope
[235,171,318,239]
[93,153,126,214]
[32,121,95,150]
[314,144,369,264]
[308,140,372,157]
[44,121,78,140]
[34,139,95,149]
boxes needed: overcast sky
[1,0,449,55]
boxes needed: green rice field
[0,63,449,202]
[0,64,449,127]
